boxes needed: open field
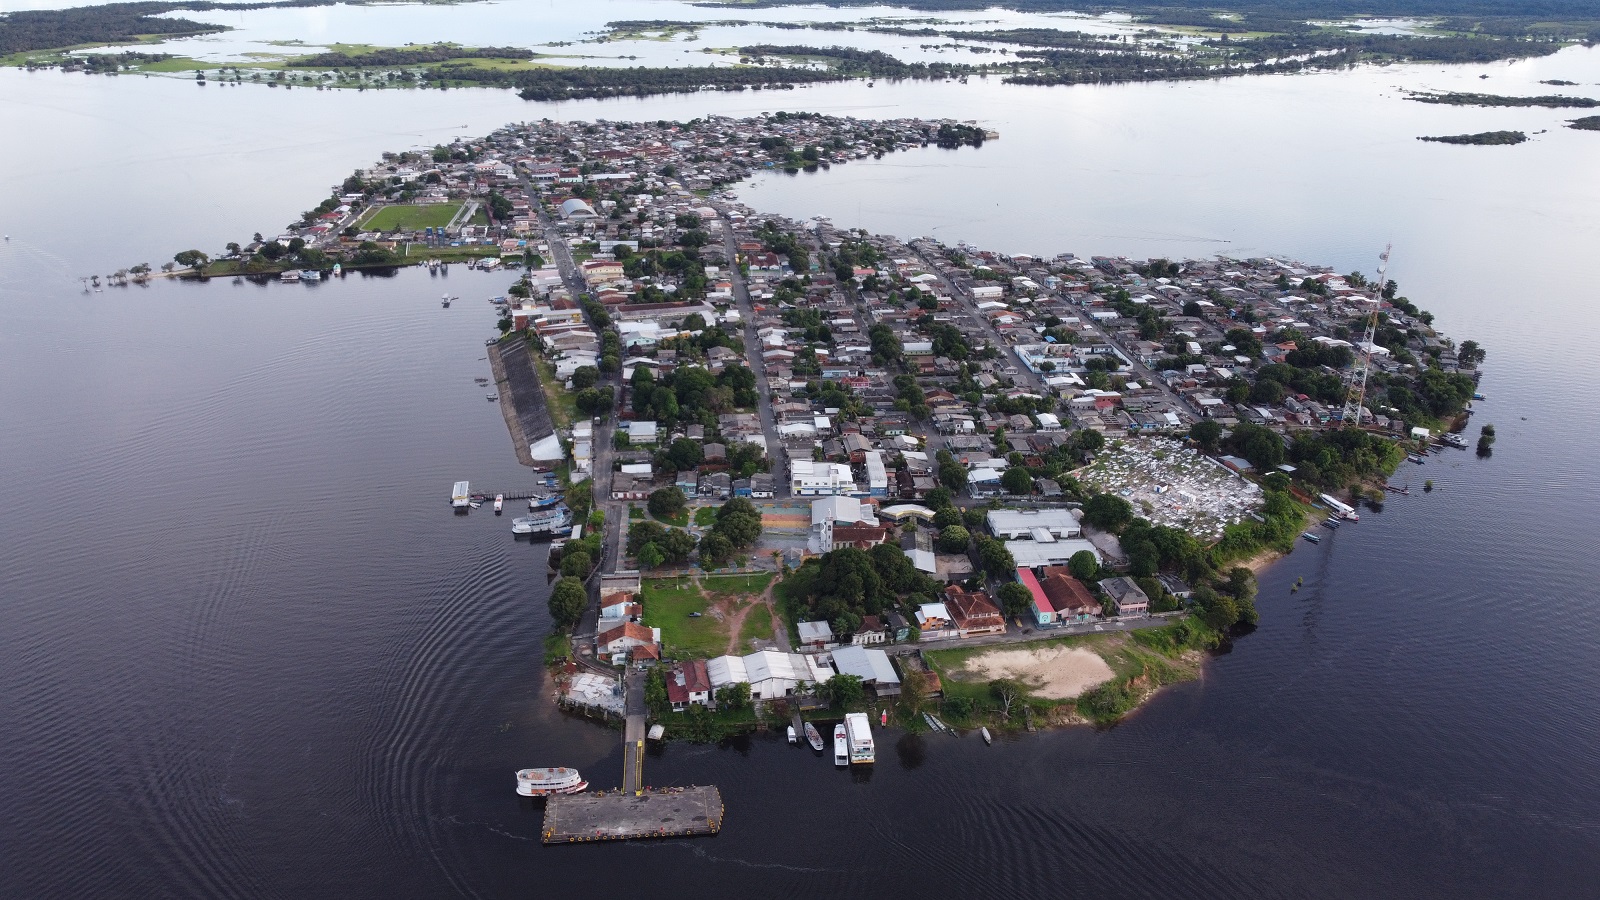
[360,203,461,232]
[641,577,723,657]
[641,573,775,657]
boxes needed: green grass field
[641,577,725,658]
[361,203,461,232]
[693,507,717,527]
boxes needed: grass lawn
[653,507,689,527]
[406,243,503,262]
[530,352,578,431]
[629,506,645,520]
[361,203,461,232]
[641,577,726,658]
[693,507,717,527]
[701,572,774,599]
[738,606,774,648]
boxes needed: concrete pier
[542,786,724,844]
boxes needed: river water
[3,26,1600,900]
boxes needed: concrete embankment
[488,336,559,467]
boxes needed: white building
[808,496,876,553]
[707,650,834,701]
[791,459,856,497]
[986,508,1083,540]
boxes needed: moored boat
[515,767,587,797]
[511,505,572,537]
[1302,532,1321,544]
[804,722,823,751]
[493,494,504,514]
[980,727,992,745]
[787,725,797,745]
[833,724,849,767]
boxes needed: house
[665,659,712,711]
[886,610,911,642]
[851,615,887,646]
[750,473,776,498]
[798,620,835,651]
[627,420,659,445]
[1098,577,1150,618]
[943,586,1007,637]
[596,621,660,664]
[915,602,960,641]
[829,645,902,697]
[1041,571,1100,623]
[1017,567,1054,627]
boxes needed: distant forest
[0,0,391,55]
[284,44,536,68]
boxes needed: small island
[1568,116,1600,131]
[167,112,1487,749]
[1418,130,1527,145]
[1406,90,1599,108]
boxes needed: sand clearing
[957,645,1115,699]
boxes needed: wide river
[2,18,1599,899]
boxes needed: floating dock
[542,786,724,844]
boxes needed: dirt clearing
[955,645,1115,699]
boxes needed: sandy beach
[956,645,1115,700]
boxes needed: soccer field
[360,203,461,232]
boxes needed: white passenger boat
[493,494,504,513]
[833,724,849,767]
[515,767,587,797]
[511,505,572,536]
[844,712,875,765]
[279,270,300,283]
[787,725,797,745]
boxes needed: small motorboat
[1321,518,1340,529]
[880,709,888,726]
[833,724,849,767]
[804,722,824,751]
[980,727,992,746]
[493,494,504,514]
[1302,532,1321,544]
[787,725,797,745]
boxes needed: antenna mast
[1342,244,1390,427]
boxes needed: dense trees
[647,487,686,520]
[935,525,971,554]
[1190,419,1223,453]
[995,582,1034,618]
[1001,467,1034,495]
[1068,550,1100,583]
[628,520,696,568]
[709,498,763,551]
[548,576,586,629]
[1082,493,1134,532]
[782,544,938,637]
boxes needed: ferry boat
[515,767,587,797]
[833,724,849,767]
[493,494,504,514]
[511,506,572,537]
[804,722,824,751]
[1302,532,1321,544]
[844,712,875,765]
[451,480,471,509]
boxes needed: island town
[165,112,1487,842]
